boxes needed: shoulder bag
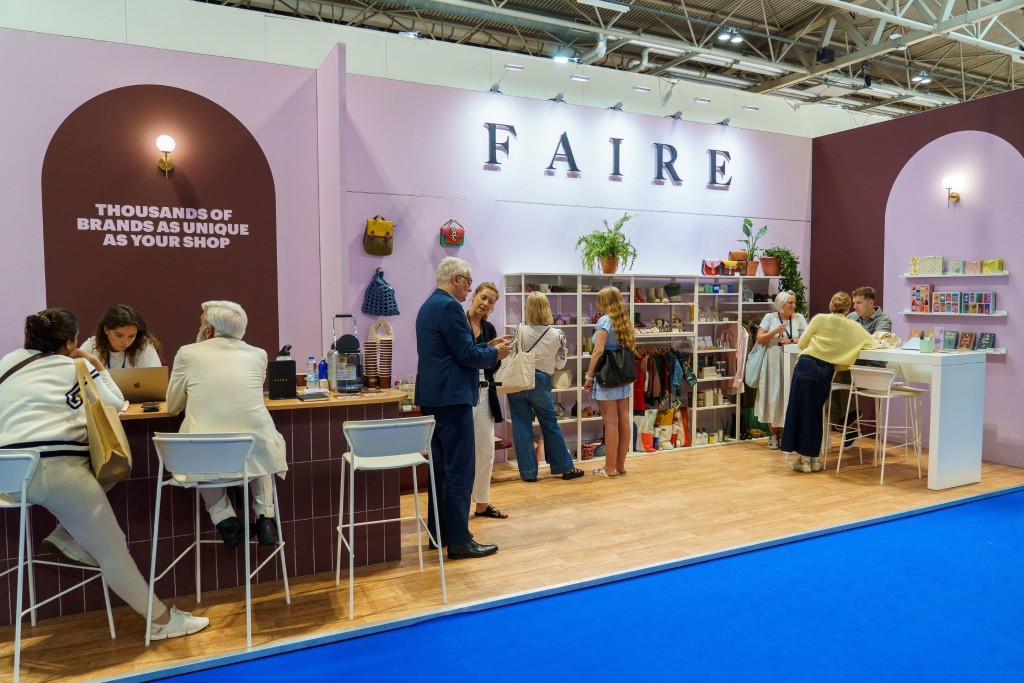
[74,359,133,485]
[744,321,771,389]
[495,326,548,394]
[594,346,639,389]
[363,214,394,256]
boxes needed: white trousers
[471,387,496,505]
[199,475,274,525]
[25,456,167,619]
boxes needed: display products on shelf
[501,272,779,470]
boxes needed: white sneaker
[810,458,822,472]
[767,436,779,450]
[789,456,811,473]
[149,606,210,641]
[42,524,98,567]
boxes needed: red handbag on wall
[440,219,465,247]
[701,259,722,275]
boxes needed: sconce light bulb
[156,135,176,153]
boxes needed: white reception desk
[782,346,988,490]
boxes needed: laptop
[108,367,170,403]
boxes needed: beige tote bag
[75,359,133,485]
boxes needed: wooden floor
[5,438,1024,682]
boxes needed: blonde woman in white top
[506,293,584,482]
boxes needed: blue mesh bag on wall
[361,268,400,317]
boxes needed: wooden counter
[0,389,405,627]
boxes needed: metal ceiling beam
[750,0,1024,94]
[805,0,1024,60]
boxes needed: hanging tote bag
[439,219,466,247]
[361,268,400,317]
[362,214,394,256]
[74,359,132,485]
[744,340,767,389]
[594,346,639,389]
[494,326,549,394]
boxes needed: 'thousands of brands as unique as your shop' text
[76,204,250,249]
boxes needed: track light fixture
[609,85,651,112]
[550,74,590,102]
[717,28,743,43]
[489,64,524,94]
[668,97,711,119]
[717,105,758,126]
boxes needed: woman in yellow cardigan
[781,291,877,473]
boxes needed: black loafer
[448,540,498,560]
[253,515,279,546]
[216,516,245,549]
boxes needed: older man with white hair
[167,300,288,548]
[416,257,511,559]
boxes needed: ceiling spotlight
[570,74,590,82]
[398,30,420,39]
[731,31,744,44]
[668,96,712,119]
[889,31,903,40]
[718,28,732,42]
[912,71,932,85]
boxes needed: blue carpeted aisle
[165,491,1024,682]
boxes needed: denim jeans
[508,370,575,480]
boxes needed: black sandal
[474,504,509,519]
[562,468,585,480]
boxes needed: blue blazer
[415,288,498,408]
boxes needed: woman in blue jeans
[508,293,585,482]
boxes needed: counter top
[120,388,405,420]
[783,345,992,366]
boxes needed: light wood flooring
[5,438,1024,682]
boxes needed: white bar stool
[0,450,115,682]
[837,367,923,484]
[337,416,446,618]
[146,433,290,649]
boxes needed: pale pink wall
[884,131,1024,465]
[0,28,321,356]
[344,76,813,381]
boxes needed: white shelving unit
[501,272,779,468]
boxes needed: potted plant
[737,218,767,276]
[575,213,638,274]
[762,245,808,315]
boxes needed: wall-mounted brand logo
[483,123,732,189]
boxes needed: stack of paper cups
[378,337,393,390]
[363,339,378,388]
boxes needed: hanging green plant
[762,245,808,315]
[574,213,638,273]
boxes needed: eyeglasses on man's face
[456,274,473,286]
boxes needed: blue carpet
[164,491,1024,682]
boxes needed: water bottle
[306,356,317,390]
[318,357,327,381]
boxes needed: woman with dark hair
[466,282,507,518]
[0,308,208,640]
[583,286,635,478]
[80,304,162,369]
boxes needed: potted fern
[762,245,807,314]
[575,213,638,274]
[737,218,767,276]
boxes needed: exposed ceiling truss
[201,0,1024,117]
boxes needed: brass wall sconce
[942,175,961,208]
[156,134,176,178]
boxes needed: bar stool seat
[0,450,115,682]
[146,433,290,649]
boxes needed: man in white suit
[167,300,288,547]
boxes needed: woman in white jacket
[0,308,208,641]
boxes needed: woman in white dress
[755,291,807,450]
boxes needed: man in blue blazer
[416,257,510,559]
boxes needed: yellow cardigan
[798,313,878,370]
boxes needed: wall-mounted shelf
[901,271,1009,278]
[902,310,1007,317]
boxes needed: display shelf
[503,272,779,460]
[901,310,1006,317]
[552,386,578,393]
[696,376,733,383]
[693,404,737,411]
[901,271,1009,278]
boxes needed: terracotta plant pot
[759,256,781,276]
[600,256,618,274]
[729,250,749,261]
[745,260,760,276]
